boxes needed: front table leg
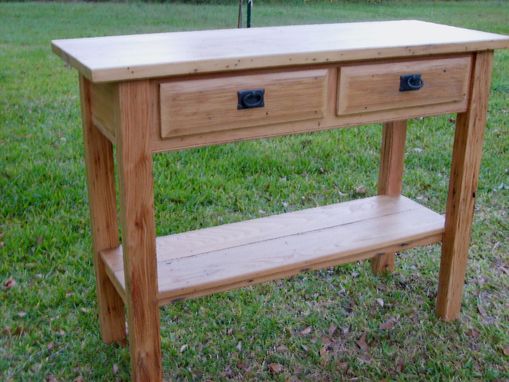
[117,80,162,380]
[371,120,407,274]
[437,51,493,320]
[79,76,126,344]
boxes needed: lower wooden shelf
[101,195,444,306]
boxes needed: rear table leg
[371,120,407,274]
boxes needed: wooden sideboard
[52,20,509,381]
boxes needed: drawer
[160,69,328,138]
[336,56,472,116]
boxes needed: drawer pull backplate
[400,74,424,91]
[238,89,265,109]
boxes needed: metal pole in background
[237,0,253,29]
[247,0,253,28]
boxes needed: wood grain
[150,57,472,152]
[79,75,126,344]
[62,19,508,380]
[160,69,327,138]
[104,195,419,270]
[337,56,471,116]
[371,121,408,273]
[101,196,445,305]
[51,21,509,82]
[116,80,161,381]
[377,121,407,197]
[436,51,494,321]
[156,234,442,306]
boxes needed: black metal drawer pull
[399,74,424,92]
[237,89,265,109]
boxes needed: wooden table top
[52,20,509,82]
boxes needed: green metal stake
[247,0,252,28]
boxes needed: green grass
[1,1,508,380]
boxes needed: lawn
[1,1,508,381]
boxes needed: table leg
[371,120,407,274]
[117,80,162,381]
[79,76,126,344]
[437,51,493,321]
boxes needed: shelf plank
[101,196,444,305]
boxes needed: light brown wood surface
[52,21,509,82]
[83,56,474,153]
[116,80,162,381]
[437,51,493,320]
[101,196,444,304]
[79,76,126,344]
[57,20,508,381]
[150,57,471,152]
[371,120,408,274]
[154,234,441,306]
[160,69,327,138]
[337,56,471,116]
[377,121,407,197]
[90,82,118,143]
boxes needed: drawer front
[160,69,327,138]
[336,56,471,116]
